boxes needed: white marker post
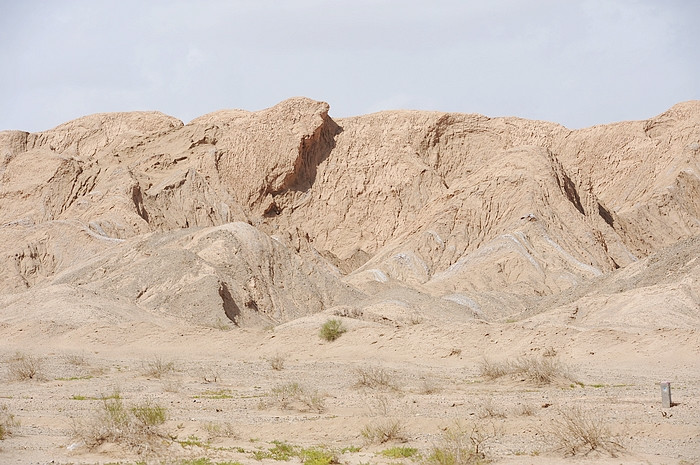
[660,382,672,408]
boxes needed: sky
[1,0,698,132]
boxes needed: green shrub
[380,446,418,458]
[319,319,347,342]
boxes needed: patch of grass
[299,446,338,465]
[142,356,176,379]
[8,353,43,381]
[0,404,20,440]
[340,445,361,453]
[319,318,347,342]
[261,382,325,413]
[130,402,167,427]
[178,434,208,448]
[380,446,418,458]
[194,388,234,399]
[253,440,298,461]
[360,419,407,444]
[177,459,244,465]
[548,406,624,457]
[426,421,494,465]
[479,355,576,385]
[355,366,397,390]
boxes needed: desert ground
[1,98,698,464]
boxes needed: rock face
[1,97,698,329]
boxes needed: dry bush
[8,353,43,381]
[364,394,391,416]
[63,353,88,366]
[261,382,325,413]
[360,419,407,444]
[142,356,176,379]
[426,421,495,465]
[355,366,397,390]
[514,403,536,416]
[266,352,286,371]
[478,358,510,380]
[0,404,20,440]
[478,398,506,419]
[73,393,169,453]
[204,421,238,441]
[548,406,624,457]
[479,355,576,385]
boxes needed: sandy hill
[1,97,698,330]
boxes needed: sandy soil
[1,315,698,465]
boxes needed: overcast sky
[1,0,698,132]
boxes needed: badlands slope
[0,98,698,464]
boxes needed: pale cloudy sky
[1,0,698,132]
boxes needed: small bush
[360,419,407,444]
[73,393,169,453]
[355,366,396,390]
[0,404,20,440]
[426,421,494,465]
[478,398,506,419]
[548,406,624,457]
[319,319,347,342]
[204,421,238,440]
[267,353,286,371]
[142,356,176,379]
[8,353,42,381]
[262,382,325,413]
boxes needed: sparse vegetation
[195,388,233,399]
[0,404,20,440]
[8,352,43,381]
[299,446,339,465]
[479,355,576,385]
[72,392,169,453]
[267,352,286,370]
[142,356,176,378]
[204,421,238,440]
[548,406,624,457]
[380,446,418,458]
[426,421,494,465]
[355,366,397,390]
[261,382,325,413]
[253,440,297,461]
[478,398,506,418]
[360,419,407,444]
[319,318,347,342]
